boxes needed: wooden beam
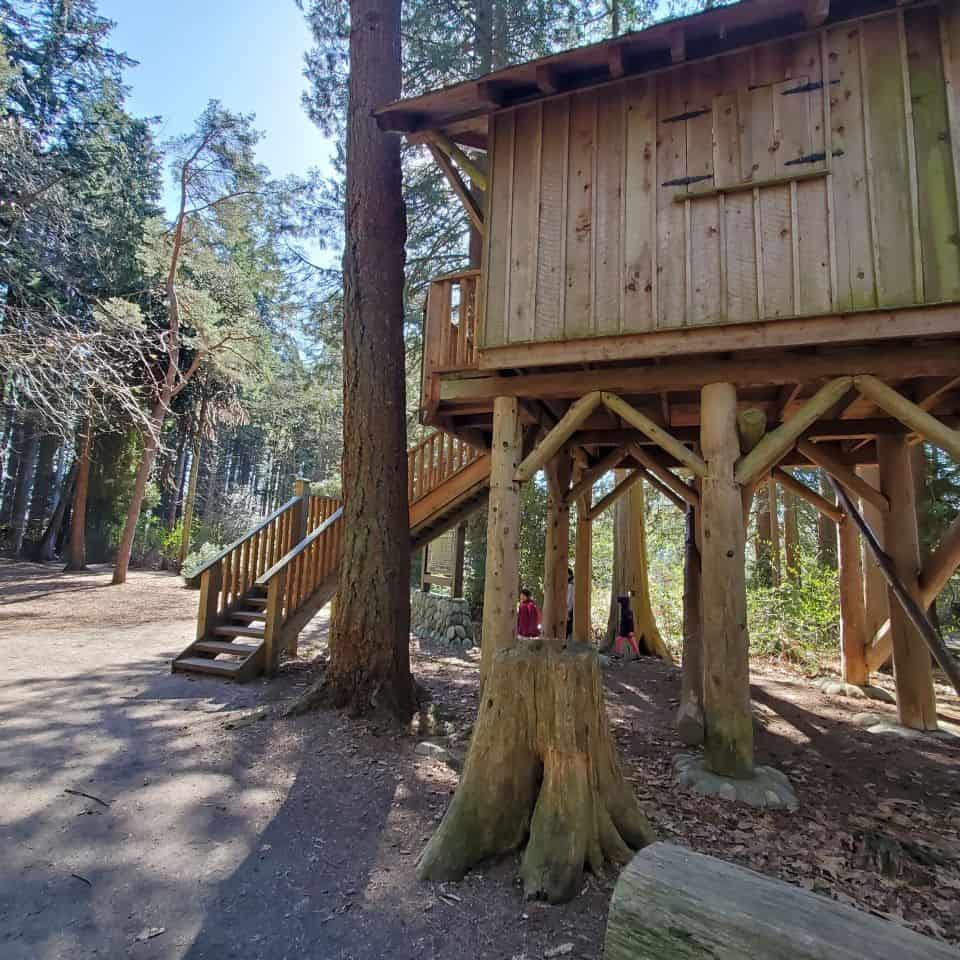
[837,514,868,685]
[734,378,853,485]
[638,467,687,512]
[564,445,627,505]
[805,0,830,28]
[543,453,573,640]
[855,375,960,463]
[771,383,802,423]
[474,307,960,373]
[573,490,592,642]
[773,468,843,524]
[919,511,960,608]
[586,469,644,522]
[535,63,561,94]
[514,392,603,484]
[626,442,699,508]
[669,26,686,63]
[602,392,707,477]
[830,470,960,701]
[476,79,506,109]
[796,439,889,514]
[608,41,628,78]
[428,144,483,232]
[737,408,768,520]
[426,131,488,191]
[445,341,960,404]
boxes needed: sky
[98,0,335,214]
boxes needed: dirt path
[2,561,959,959]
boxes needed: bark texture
[417,642,654,903]
[297,0,415,720]
[677,504,705,745]
[607,476,671,660]
[64,425,91,572]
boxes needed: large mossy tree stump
[417,641,655,903]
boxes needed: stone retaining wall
[411,591,476,647]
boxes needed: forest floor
[1,561,959,960]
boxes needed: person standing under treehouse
[613,594,641,660]
[517,588,541,640]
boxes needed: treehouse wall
[480,3,960,351]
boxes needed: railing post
[264,568,286,677]
[293,477,310,541]
[196,563,223,641]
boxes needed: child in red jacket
[517,588,541,639]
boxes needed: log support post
[858,464,890,669]
[574,494,593,642]
[677,502,705,746]
[452,522,467,598]
[837,515,868,685]
[700,383,753,779]
[480,397,523,687]
[196,563,223,641]
[877,435,938,730]
[543,452,573,641]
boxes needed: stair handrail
[190,495,300,579]
[408,430,482,505]
[256,505,344,589]
[256,504,345,674]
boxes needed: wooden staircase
[173,433,489,682]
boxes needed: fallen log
[604,842,960,960]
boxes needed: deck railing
[421,269,481,420]
[407,430,482,504]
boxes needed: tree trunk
[837,515,868,685]
[38,462,76,562]
[0,416,23,526]
[10,420,39,557]
[857,464,889,659]
[179,396,207,567]
[783,489,799,582]
[166,419,189,527]
[28,434,59,529]
[417,643,655,903]
[290,0,415,720]
[573,494,593,642]
[64,424,91,572]
[755,483,774,586]
[608,475,670,660]
[112,403,166,584]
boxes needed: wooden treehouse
[371,0,960,784]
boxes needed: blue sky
[98,0,335,213]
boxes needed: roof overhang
[375,0,897,150]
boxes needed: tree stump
[417,641,654,903]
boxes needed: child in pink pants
[613,594,641,659]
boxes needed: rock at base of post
[674,753,798,811]
[852,712,960,740]
[813,677,895,703]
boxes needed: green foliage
[747,549,841,669]
[182,540,223,581]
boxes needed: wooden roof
[375,0,894,148]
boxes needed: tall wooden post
[837,515,868,685]
[543,452,572,640]
[574,494,593,642]
[857,464,890,654]
[700,383,753,779]
[293,477,310,542]
[453,522,467,597]
[877,435,938,730]
[480,397,523,687]
[677,503,705,745]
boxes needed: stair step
[245,597,268,608]
[213,625,265,639]
[173,656,243,678]
[194,640,260,657]
[233,611,267,621]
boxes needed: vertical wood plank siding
[480,7,960,349]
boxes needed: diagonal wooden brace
[796,438,889,513]
[601,392,706,477]
[734,377,853,485]
[514,392,603,484]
